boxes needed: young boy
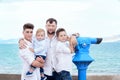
[26,28,47,80]
[54,28,73,80]
[19,23,44,80]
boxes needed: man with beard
[43,18,58,80]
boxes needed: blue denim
[45,73,55,80]
[53,70,72,80]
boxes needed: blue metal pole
[73,60,93,80]
[78,68,86,80]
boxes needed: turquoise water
[0,42,120,74]
[0,44,21,74]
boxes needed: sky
[0,0,120,40]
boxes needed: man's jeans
[53,70,72,80]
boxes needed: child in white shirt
[26,28,47,80]
[54,28,73,80]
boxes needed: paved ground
[0,74,120,80]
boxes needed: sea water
[0,42,120,74]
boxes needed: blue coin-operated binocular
[73,37,102,80]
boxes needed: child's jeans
[53,70,72,80]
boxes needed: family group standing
[19,18,77,80]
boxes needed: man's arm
[19,48,44,68]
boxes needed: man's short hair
[46,18,57,24]
[23,23,34,30]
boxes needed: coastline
[0,74,120,80]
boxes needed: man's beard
[47,31,55,35]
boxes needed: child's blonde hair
[36,28,45,36]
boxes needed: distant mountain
[0,39,18,44]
